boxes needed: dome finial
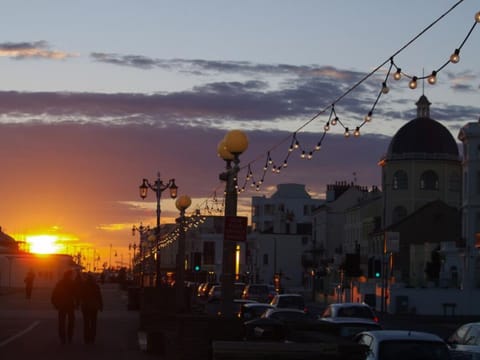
[416,95,431,118]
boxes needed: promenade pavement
[0,283,155,360]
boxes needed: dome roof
[386,96,459,160]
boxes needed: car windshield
[278,296,304,308]
[379,340,450,360]
[337,306,373,318]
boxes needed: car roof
[358,330,444,342]
[264,308,305,315]
[320,317,379,325]
[275,293,303,297]
[243,303,273,308]
[329,302,371,308]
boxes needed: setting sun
[26,235,61,254]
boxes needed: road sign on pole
[224,216,248,242]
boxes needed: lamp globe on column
[175,195,192,212]
[217,139,235,161]
[224,129,248,156]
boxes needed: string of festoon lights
[158,2,479,247]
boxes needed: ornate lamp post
[129,242,137,276]
[217,129,248,317]
[132,223,150,287]
[175,195,192,313]
[139,173,178,287]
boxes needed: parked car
[207,283,247,301]
[269,293,306,311]
[243,308,312,341]
[318,317,382,339]
[205,298,256,316]
[207,285,222,301]
[242,284,277,303]
[238,302,274,320]
[321,302,379,323]
[353,330,451,360]
[197,282,218,298]
[447,322,480,358]
[234,282,246,299]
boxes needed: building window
[303,205,310,215]
[264,204,274,215]
[392,170,408,190]
[263,221,273,233]
[297,223,312,235]
[263,254,269,265]
[392,206,407,224]
[420,170,439,190]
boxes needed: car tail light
[373,315,379,323]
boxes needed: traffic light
[374,259,382,278]
[193,252,201,272]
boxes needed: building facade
[249,183,324,290]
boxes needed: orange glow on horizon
[26,234,61,254]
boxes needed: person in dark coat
[79,273,103,344]
[51,270,76,344]
[24,269,35,299]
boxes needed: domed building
[380,95,462,227]
[0,226,18,253]
[377,95,462,286]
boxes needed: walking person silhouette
[24,269,35,299]
[79,273,103,344]
[51,269,77,344]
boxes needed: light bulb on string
[475,11,480,22]
[275,167,281,174]
[331,116,338,126]
[393,68,402,80]
[381,82,390,94]
[450,49,460,63]
[315,141,321,151]
[294,140,300,149]
[364,111,372,122]
[307,151,313,160]
[324,122,330,131]
[427,71,437,85]
[409,76,418,89]
[300,150,306,159]
[344,128,350,138]
[288,145,294,152]
[354,127,360,137]
[283,160,288,168]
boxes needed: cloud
[90,52,363,80]
[0,41,78,60]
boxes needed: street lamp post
[132,223,150,287]
[175,195,192,313]
[139,173,178,287]
[129,242,137,276]
[217,129,248,317]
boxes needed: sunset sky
[0,1,478,266]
